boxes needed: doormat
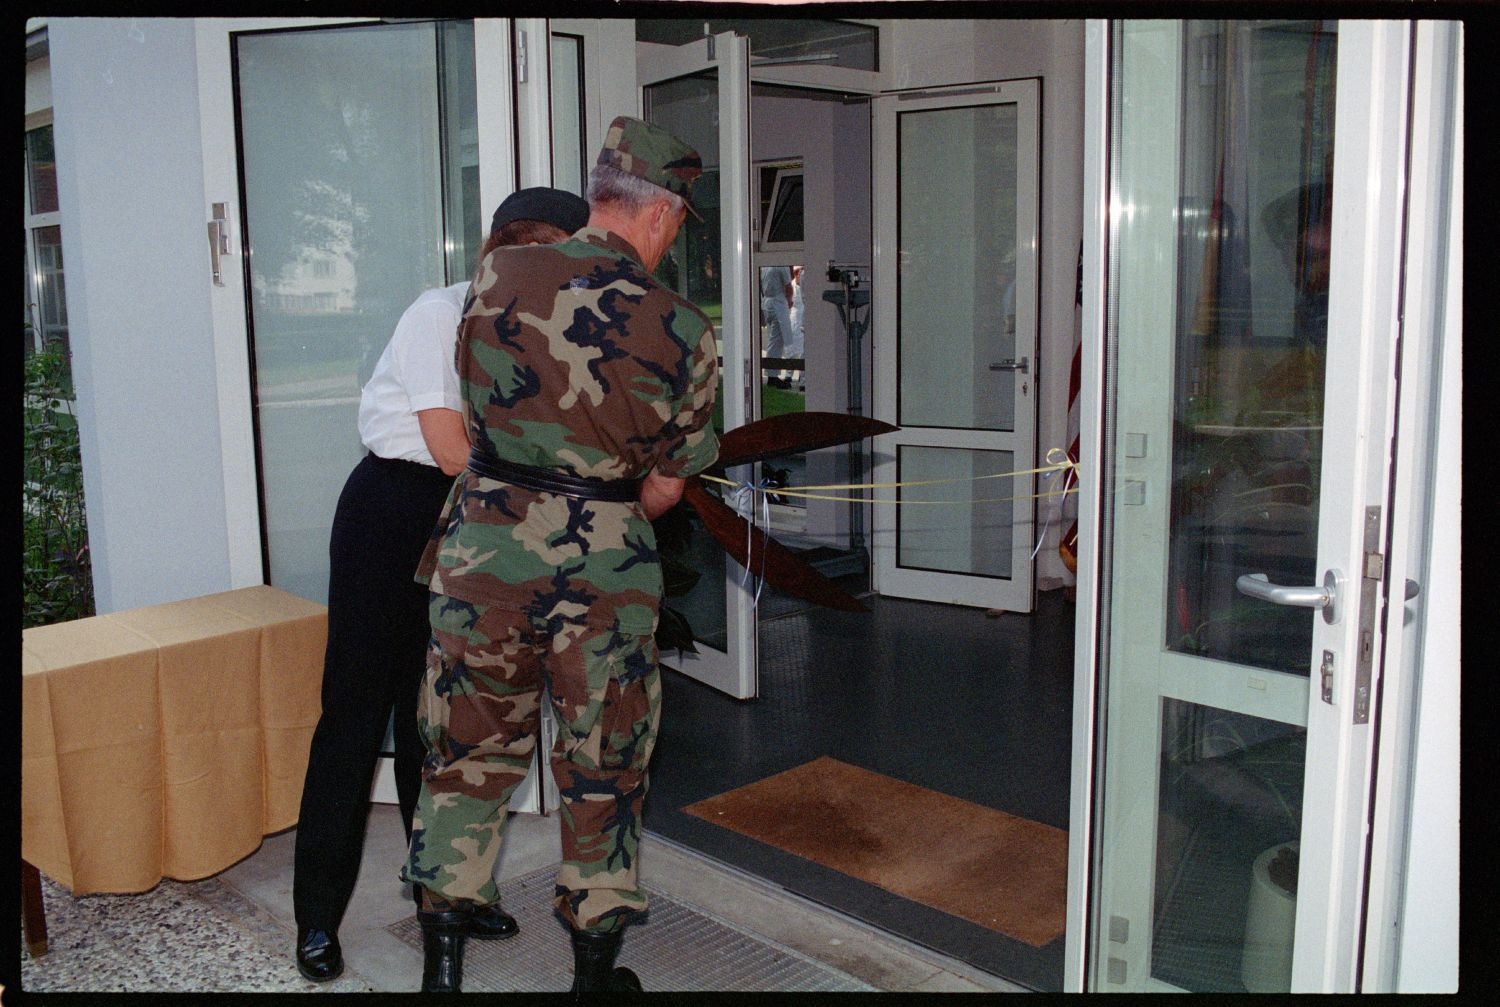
[683,756,1069,948]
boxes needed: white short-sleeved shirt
[357,281,469,466]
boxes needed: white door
[195,17,538,809]
[871,80,1041,612]
[1083,20,1414,992]
[638,32,759,699]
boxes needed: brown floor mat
[683,756,1068,947]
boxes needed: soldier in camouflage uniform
[399,116,718,994]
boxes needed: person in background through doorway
[787,264,806,391]
[291,187,591,984]
[761,263,795,388]
[400,116,718,995]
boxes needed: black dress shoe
[296,927,344,982]
[467,901,519,940]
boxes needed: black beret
[490,187,590,235]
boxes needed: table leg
[22,858,49,957]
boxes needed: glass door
[871,81,1041,612]
[1088,20,1410,992]
[234,20,482,604]
[638,32,758,699]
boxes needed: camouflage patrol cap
[596,116,705,222]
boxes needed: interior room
[632,32,1079,991]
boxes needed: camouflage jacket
[416,227,720,637]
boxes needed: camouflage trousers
[399,592,662,934]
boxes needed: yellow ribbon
[700,447,1080,506]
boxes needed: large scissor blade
[683,481,869,613]
[716,412,897,468]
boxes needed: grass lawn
[712,381,805,433]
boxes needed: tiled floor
[649,589,1076,990]
[18,804,1025,995]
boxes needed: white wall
[49,18,235,613]
[888,19,1087,589]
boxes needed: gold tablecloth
[21,585,327,894]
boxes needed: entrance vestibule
[627,26,1077,990]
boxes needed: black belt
[466,448,642,503]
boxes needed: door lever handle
[989,357,1029,373]
[1236,570,1341,625]
[207,202,230,287]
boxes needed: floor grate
[387,865,875,993]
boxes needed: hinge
[517,28,528,83]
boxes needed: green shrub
[23,336,94,628]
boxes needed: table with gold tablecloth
[21,585,327,897]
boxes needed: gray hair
[587,163,685,216]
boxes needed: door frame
[1358,19,1463,993]
[637,31,759,699]
[1068,18,1439,993]
[869,78,1042,613]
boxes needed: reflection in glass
[26,126,59,215]
[763,172,804,245]
[237,21,476,603]
[645,74,724,335]
[643,71,731,650]
[1165,21,1336,674]
[1152,699,1305,992]
[31,225,68,356]
[439,21,481,286]
[896,446,1014,578]
[550,33,586,196]
[897,103,1017,431]
[667,501,730,653]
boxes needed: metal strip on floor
[387,865,875,993]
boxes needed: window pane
[31,225,68,357]
[26,126,59,215]
[644,70,729,654]
[438,20,482,284]
[765,174,804,244]
[896,446,1014,578]
[645,73,723,330]
[1152,699,1305,991]
[237,22,458,604]
[1165,21,1335,675]
[550,34,586,196]
[897,103,1018,431]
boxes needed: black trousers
[293,452,455,931]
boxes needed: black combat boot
[569,927,643,993]
[418,908,471,993]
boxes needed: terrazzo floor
[18,873,372,994]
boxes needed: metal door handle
[989,357,1029,373]
[1236,570,1341,624]
[207,202,230,287]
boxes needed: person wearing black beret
[292,187,589,984]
